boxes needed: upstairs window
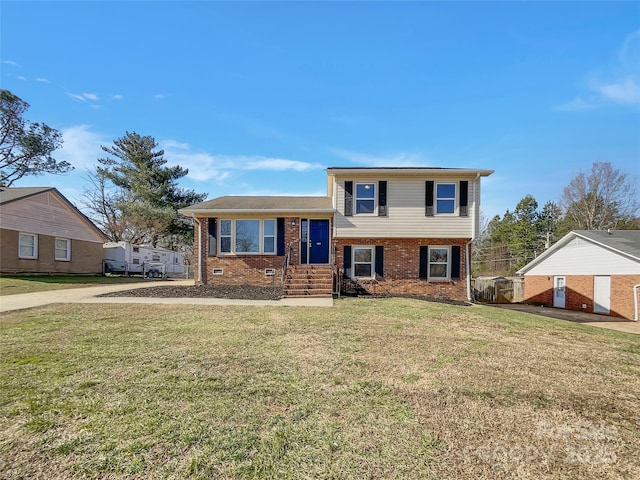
[355,183,375,214]
[436,183,456,214]
[19,233,38,259]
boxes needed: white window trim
[352,246,375,279]
[428,246,450,280]
[18,232,38,259]
[55,237,71,261]
[435,182,457,215]
[354,182,377,215]
[218,219,277,256]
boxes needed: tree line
[473,162,639,276]
[2,88,638,268]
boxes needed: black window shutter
[459,181,468,217]
[451,246,461,279]
[276,218,285,256]
[207,218,217,256]
[419,246,428,279]
[425,181,434,216]
[343,245,352,278]
[375,246,384,278]
[344,181,353,216]
[378,181,387,217]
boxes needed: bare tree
[560,162,639,230]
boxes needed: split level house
[179,167,494,300]
[517,230,640,321]
[0,187,107,274]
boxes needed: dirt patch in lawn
[98,284,283,300]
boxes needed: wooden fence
[473,277,524,303]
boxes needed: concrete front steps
[284,265,334,298]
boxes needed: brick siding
[0,228,103,274]
[524,274,640,320]
[333,237,471,301]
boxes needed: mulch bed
[98,284,283,301]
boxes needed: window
[235,220,260,253]
[55,238,71,261]
[132,258,140,265]
[436,183,456,214]
[151,254,160,262]
[133,247,140,253]
[355,183,375,214]
[220,220,232,253]
[429,247,449,279]
[18,233,38,259]
[353,246,374,278]
[263,220,275,253]
[219,219,276,255]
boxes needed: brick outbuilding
[517,230,640,321]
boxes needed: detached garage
[517,230,640,321]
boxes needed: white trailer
[103,242,185,278]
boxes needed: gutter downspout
[634,284,640,322]
[466,241,472,302]
[192,215,202,284]
[467,173,480,303]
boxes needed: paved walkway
[490,303,640,335]
[0,280,333,313]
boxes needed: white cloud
[17,76,27,81]
[329,148,429,167]
[66,92,100,103]
[35,77,49,83]
[160,140,323,182]
[2,60,18,66]
[245,158,322,171]
[591,77,640,105]
[154,93,166,100]
[58,125,107,170]
[554,97,599,112]
[112,94,123,100]
[558,29,640,110]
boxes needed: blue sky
[2,1,639,219]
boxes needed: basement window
[212,268,224,275]
[265,268,276,276]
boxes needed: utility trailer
[103,242,185,278]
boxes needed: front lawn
[0,275,151,296]
[1,298,638,479]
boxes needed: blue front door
[309,220,330,264]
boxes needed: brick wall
[0,228,104,274]
[333,237,470,301]
[196,216,299,286]
[523,274,640,320]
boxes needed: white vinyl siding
[334,177,478,238]
[523,237,640,276]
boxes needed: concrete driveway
[0,280,333,312]
[489,303,640,335]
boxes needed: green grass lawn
[1,298,638,479]
[0,275,150,295]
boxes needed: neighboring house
[179,167,493,300]
[517,230,640,320]
[0,187,107,274]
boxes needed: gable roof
[326,167,494,177]
[0,187,54,205]
[517,230,640,274]
[0,187,108,241]
[179,196,334,215]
